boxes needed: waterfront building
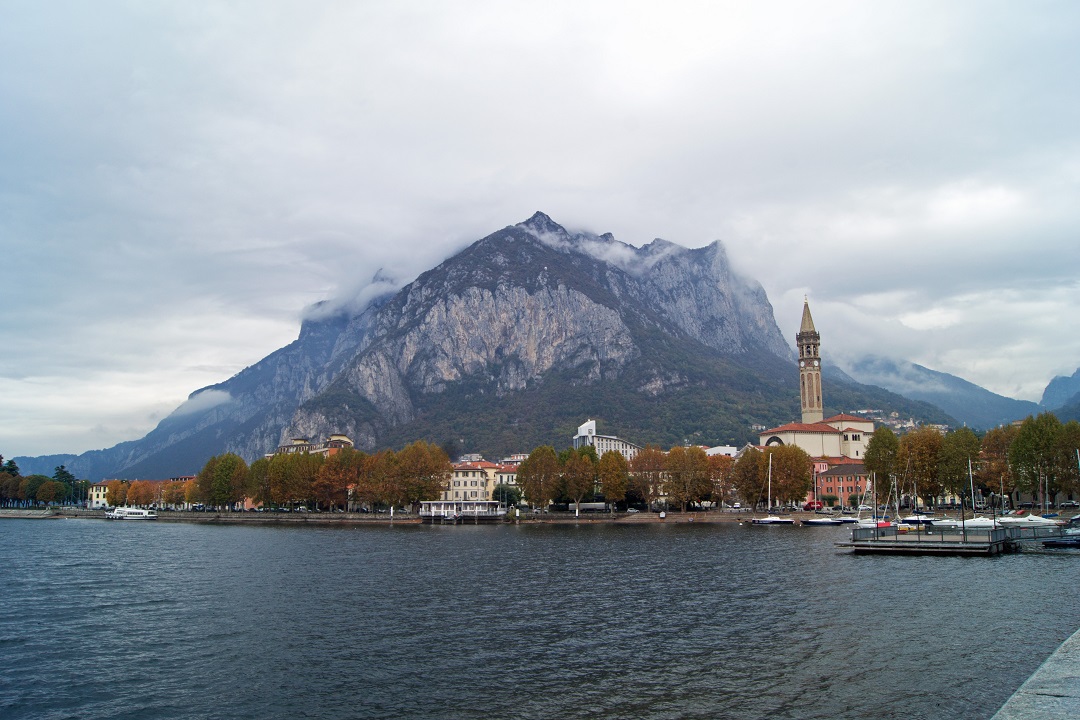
[88,481,110,509]
[572,419,641,462]
[440,460,519,503]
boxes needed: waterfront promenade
[992,627,1080,719]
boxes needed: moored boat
[105,507,157,520]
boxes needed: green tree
[517,446,560,511]
[1010,413,1062,508]
[898,427,944,508]
[3,458,21,477]
[492,483,522,507]
[1054,420,1080,499]
[597,451,629,507]
[864,427,899,504]
[197,453,249,509]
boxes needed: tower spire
[797,298,823,423]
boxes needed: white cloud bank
[2,0,1080,456]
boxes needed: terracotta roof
[826,413,872,423]
[762,422,841,434]
[453,461,500,470]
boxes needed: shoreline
[5,507,1073,526]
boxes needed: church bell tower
[797,298,823,423]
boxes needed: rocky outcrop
[17,212,815,479]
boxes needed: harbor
[837,515,1080,555]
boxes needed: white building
[572,420,641,462]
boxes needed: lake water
[1,518,1077,719]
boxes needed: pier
[836,526,1021,555]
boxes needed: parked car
[803,501,823,511]
[857,504,873,511]
[1059,500,1079,509]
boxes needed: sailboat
[804,470,842,525]
[751,455,794,525]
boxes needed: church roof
[762,422,841,435]
[799,299,816,333]
[825,413,870,424]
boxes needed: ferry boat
[105,507,158,520]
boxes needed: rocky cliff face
[279,212,792,450]
[22,212,930,480]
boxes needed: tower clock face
[814,360,819,367]
[800,361,805,367]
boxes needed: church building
[757,299,871,505]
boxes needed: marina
[837,517,1080,555]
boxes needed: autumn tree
[938,427,982,502]
[561,450,597,514]
[352,450,389,510]
[863,426,899,504]
[733,448,766,508]
[597,451,629,507]
[268,452,322,508]
[126,480,158,507]
[978,424,1018,504]
[313,448,366,510]
[766,445,813,506]
[898,427,944,508]
[35,480,67,504]
[665,446,710,512]
[517,446,560,511]
[629,445,666,510]
[706,453,735,509]
[105,479,128,507]
[389,441,452,510]
[162,481,188,508]
[247,457,272,507]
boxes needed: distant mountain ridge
[1041,368,1080,410]
[17,212,952,480]
[844,356,1041,430]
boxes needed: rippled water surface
[1,518,1077,719]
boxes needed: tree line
[0,458,91,507]
[514,442,815,512]
[101,441,453,511]
[862,412,1080,508]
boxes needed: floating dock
[836,526,1022,555]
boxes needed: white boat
[105,507,158,520]
[752,515,795,525]
[803,516,843,526]
[998,513,1060,528]
[750,455,794,525]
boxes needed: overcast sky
[3,1,1080,458]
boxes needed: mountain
[15,212,952,480]
[844,356,1040,430]
[1041,367,1080,410]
